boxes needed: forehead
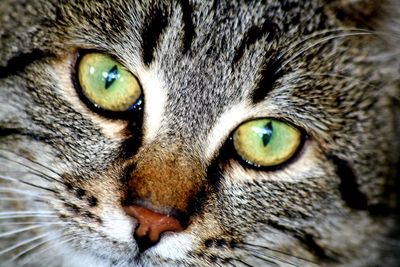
[54,0,334,145]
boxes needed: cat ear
[325,0,389,28]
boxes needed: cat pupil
[261,122,273,147]
[105,65,118,89]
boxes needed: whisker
[0,188,58,201]
[0,225,47,238]
[0,233,48,256]
[6,238,50,263]
[225,261,236,267]
[0,215,58,220]
[0,175,58,194]
[26,235,79,262]
[230,257,255,267]
[27,171,66,187]
[0,197,35,202]
[251,254,280,267]
[246,249,294,266]
[0,197,49,204]
[0,211,55,215]
[242,242,318,264]
[0,148,63,178]
[274,29,370,65]
[0,221,59,226]
[5,224,72,263]
[0,154,65,185]
[277,32,374,73]
[278,29,349,56]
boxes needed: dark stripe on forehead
[0,50,52,79]
[233,20,278,64]
[0,128,23,137]
[329,155,368,210]
[179,0,195,54]
[141,4,169,66]
[251,54,283,104]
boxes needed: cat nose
[124,205,184,251]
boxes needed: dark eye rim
[227,117,308,172]
[71,50,144,120]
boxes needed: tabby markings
[329,155,368,210]
[0,49,53,79]
[233,20,278,64]
[141,5,169,66]
[179,0,195,54]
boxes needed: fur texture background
[0,0,399,266]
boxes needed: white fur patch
[137,65,167,144]
[205,102,250,160]
[147,232,194,261]
[100,209,133,243]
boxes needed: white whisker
[245,247,297,266]
[0,174,58,194]
[0,233,48,256]
[230,257,255,267]
[0,149,63,179]
[278,32,374,73]
[275,29,370,63]
[0,221,67,238]
[6,238,49,264]
[30,235,79,260]
[0,197,33,202]
[0,188,56,201]
[0,221,59,226]
[0,211,55,216]
[5,228,74,263]
[0,215,58,220]
[0,225,47,238]
[0,175,19,183]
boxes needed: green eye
[233,119,302,167]
[78,53,142,112]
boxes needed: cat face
[0,0,399,266]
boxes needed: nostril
[124,205,184,252]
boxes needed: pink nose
[124,205,184,247]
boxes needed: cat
[0,0,399,266]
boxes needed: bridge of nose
[126,144,205,216]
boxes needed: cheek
[222,141,326,184]
[215,144,339,231]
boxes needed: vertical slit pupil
[105,65,119,89]
[261,122,273,147]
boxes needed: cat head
[0,0,399,266]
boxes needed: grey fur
[0,0,399,266]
